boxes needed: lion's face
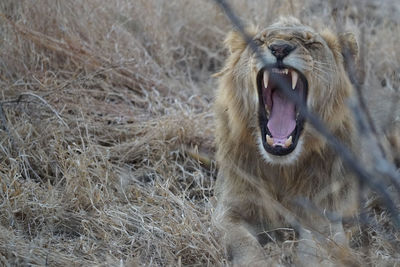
[253,19,339,163]
[219,17,357,164]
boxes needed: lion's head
[215,17,358,164]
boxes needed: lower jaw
[263,143,296,156]
[258,136,304,165]
[262,122,304,156]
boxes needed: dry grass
[0,0,399,266]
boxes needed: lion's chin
[257,134,304,165]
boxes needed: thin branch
[332,2,400,202]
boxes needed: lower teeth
[266,134,274,146]
[284,136,293,147]
[265,134,293,148]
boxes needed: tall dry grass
[0,0,399,266]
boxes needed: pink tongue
[267,91,296,142]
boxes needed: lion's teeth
[266,134,274,146]
[263,70,269,88]
[291,70,298,90]
[284,136,293,147]
[271,68,289,75]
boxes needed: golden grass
[0,0,399,265]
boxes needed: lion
[213,17,364,265]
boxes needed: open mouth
[257,66,308,156]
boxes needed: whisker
[313,65,334,72]
[313,66,330,76]
[314,74,330,83]
[313,60,334,67]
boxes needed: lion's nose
[268,43,296,60]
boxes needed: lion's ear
[320,30,358,62]
[338,32,359,61]
[224,25,258,54]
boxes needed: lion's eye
[253,39,264,46]
[305,41,323,49]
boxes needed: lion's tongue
[267,91,296,142]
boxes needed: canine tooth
[266,134,274,146]
[291,70,298,90]
[284,136,293,147]
[263,70,269,88]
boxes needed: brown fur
[213,17,361,265]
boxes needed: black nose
[269,43,296,60]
